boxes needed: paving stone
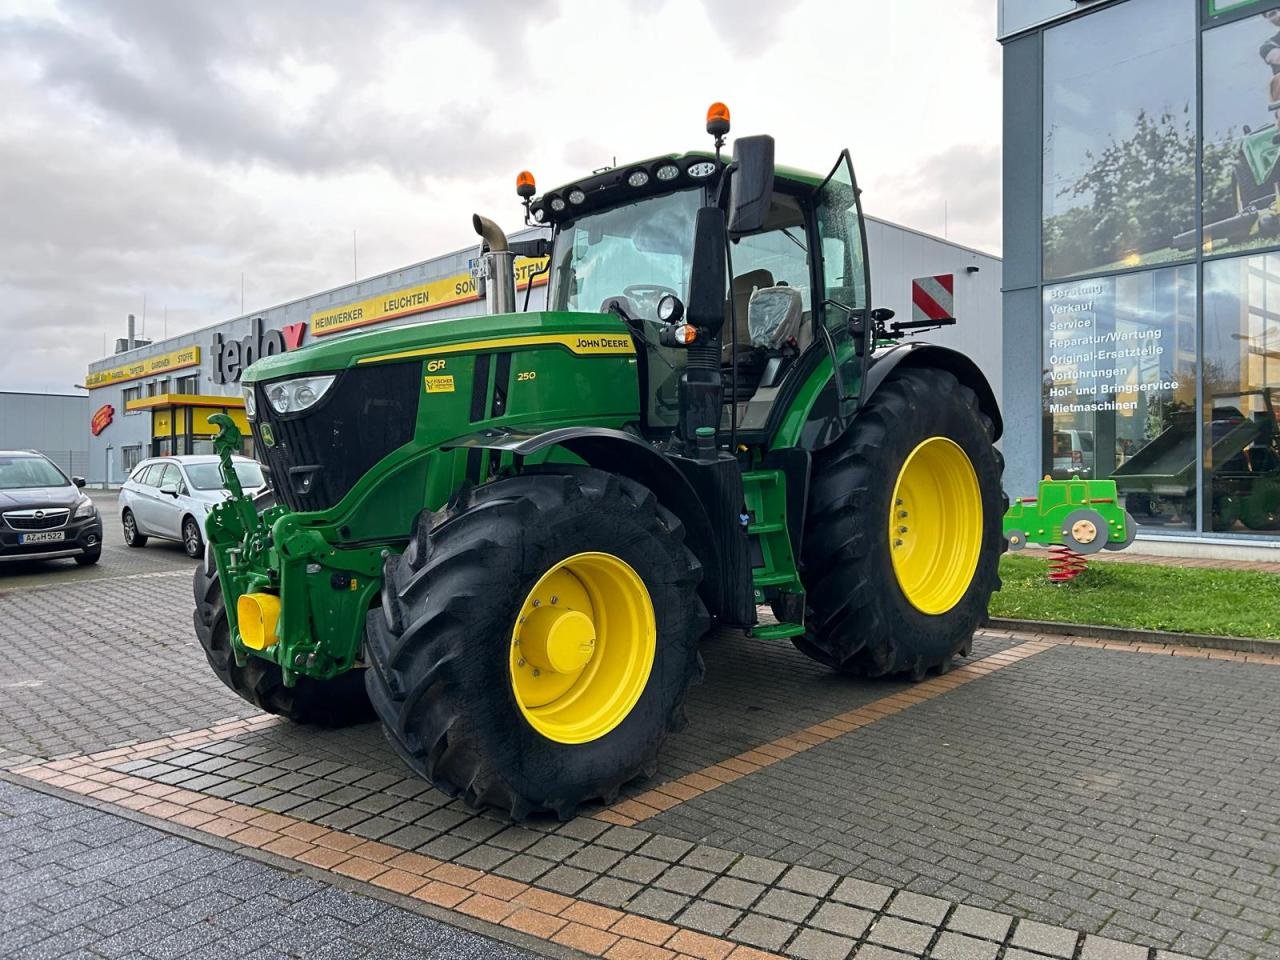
[595,825,650,852]
[579,875,642,908]
[489,826,543,852]
[653,864,716,896]
[810,902,874,939]
[787,927,856,960]
[1010,919,1080,958]
[626,886,691,921]
[530,864,596,896]
[679,845,738,874]
[831,877,894,911]
[637,834,695,863]
[779,865,838,897]
[452,843,511,871]
[886,890,950,926]
[754,886,819,922]
[1080,934,1148,960]
[673,899,744,937]
[554,818,609,842]
[867,916,936,955]
[491,854,554,883]
[566,844,625,873]
[704,875,766,908]
[931,932,1000,960]
[612,855,668,885]
[525,833,582,861]
[731,912,799,952]
[946,905,1012,942]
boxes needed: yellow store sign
[86,346,201,389]
[310,257,549,338]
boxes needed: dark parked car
[0,450,102,566]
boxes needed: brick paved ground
[5,560,1280,960]
[0,573,255,767]
[0,778,536,959]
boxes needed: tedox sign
[212,318,306,384]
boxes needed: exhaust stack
[472,214,516,315]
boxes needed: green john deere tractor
[195,106,1006,818]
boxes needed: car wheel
[182,516,204,559]
[122,509,148,547]
[75,548,102,567]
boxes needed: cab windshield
[549,188,702,428]
[550,188,702,321]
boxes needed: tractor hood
[240,310,634,385]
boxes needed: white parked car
[119,455,267,558]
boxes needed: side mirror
[728,135,775,235]
[160,483,179,497]
[72,476,86,488]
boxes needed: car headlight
[264,375,335,415]
[73,495,96,519]
[243,385,257,419]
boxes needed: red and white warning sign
[911,274,955,323]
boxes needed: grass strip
[991,555,1280,641]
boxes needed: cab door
[813,150,872,424]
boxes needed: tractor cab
[524,106,871,455]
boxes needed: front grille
[4,508,70,531]
[252,362,421,513]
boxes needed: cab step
[749,622,806,640]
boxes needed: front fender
[441,425,728,620]
[864,342,1003,441]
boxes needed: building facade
[1001,0,1280,546]
[85,218,1002,485]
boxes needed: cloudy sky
[0,0,1001,394]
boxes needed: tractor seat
[721,269,774,364]
[723,286,805,404]
[747,286,804,351]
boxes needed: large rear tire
[193,558,374,726]
[364,467,707,819]
[794,367,1005,678]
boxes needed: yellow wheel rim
[509,552,656,744]
[889,437,983,615]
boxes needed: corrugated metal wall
[0,392,90,478]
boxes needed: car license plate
[19,531,65,544]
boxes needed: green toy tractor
[196,106,1006,818]
[1003,477,1137,554]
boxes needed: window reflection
[1043,266,1198,529]
[1042,0,1196,280]
[1203,254,1280,532]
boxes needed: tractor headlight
[265,375,335,415]
[242,385,257,419]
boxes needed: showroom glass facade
[1003,0,1280,539]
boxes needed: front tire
[364,467,707,819]
[75,548,101,567]
[192,559,373,726]
[795,367,1005,678]
[122,509,147,547]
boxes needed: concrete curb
[986,617,1280,654]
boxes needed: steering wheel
[622,284,680,314]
